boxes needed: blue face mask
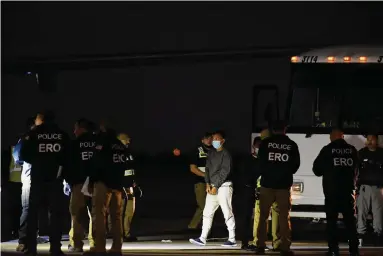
[212,140,221,149]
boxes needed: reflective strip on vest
[124,169,135,176]
[198,147,208,158]
[198,167,206,173]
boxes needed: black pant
[241,186,256,244]
[25,180,65,253]
[1,181,21,241]
[325,192,359,253]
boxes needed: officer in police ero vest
[188,132,212,230]
[107,133,142,241]
[313,128,360,256]
[255,121,300,256]
[87,120,128,255]
[65,119,95,252]
[20,111,70,256]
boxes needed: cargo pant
[188,183,206,229]
[91,182,123,253]
[69,184,94,249]
[357,185,383,234]
[256,187,291,252]
[253,200,280,248]
[108,197,135,238]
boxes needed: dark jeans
[325,192,359,253]
[25,180,65,253]
[241,186,255,244]
[19,183,50,244]
[19,183,30,244]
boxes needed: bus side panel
[251,132,367,218]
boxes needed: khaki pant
[256,187,291,251]
[253,200,280,248]
[188,183,206,229]
[108,197,135,238]
[69,184,94,249]
[91,182,123,253]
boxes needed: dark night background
[2,2,383,238]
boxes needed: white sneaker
[221,240,237,247]
[189,238,206,246]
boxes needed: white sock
[199,237,206,244]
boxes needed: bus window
[289,87,342,128]
[288,64,383,130]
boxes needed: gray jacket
[205,148,233,188]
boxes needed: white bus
[252,45,383,220]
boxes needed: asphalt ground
[2,239,383,256]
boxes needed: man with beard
[357,134,383,246]
[188,133,213,230]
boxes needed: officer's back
[21,113,69,182]
[92,129,127,189]
[313,129,358,195]
[67,124,96,186]
[258,123,300,190]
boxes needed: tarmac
[2,236,383,256]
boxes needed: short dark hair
[331,127,344,133]
[203,132,212,139]
[87,121,96,132]
[253,136,262,146]
[271,120,287,132]
[38,110,55,122]
[213,130,226,139]
[366,134,379,140]
[76,118,90,130]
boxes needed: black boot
[349,245,360,256]
[254,247,266,255]
[241,243,257,251]
[280,250,294,256]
